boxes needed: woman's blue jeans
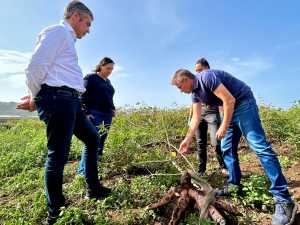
[221,97,292,203]
[77,110,112,175]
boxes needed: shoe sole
[84,196,103,200]
[84,193,111,200]
[286,204,298,225]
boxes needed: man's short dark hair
[64,1,94,20]
[196,58,210,69]
[171,69,195,85]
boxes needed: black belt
[41,84,80,97]
[201,104,218,110]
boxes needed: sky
[0,0,299,109]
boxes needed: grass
[0,102,299,225]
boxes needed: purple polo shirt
[191,69,253,106]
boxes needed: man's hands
[180,123,227,155]
[16,95,36,112]
[180,103,201,155]
[216,124,227,140]
[179,137,192,154]
[213,84,235,140]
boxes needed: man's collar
[61,20,77,41]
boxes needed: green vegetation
[0,102,299,225]
[240,175,273,210]
[260,101,300,153]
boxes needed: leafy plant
[241,175,273,210]
[0,102,299,225]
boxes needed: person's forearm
[221,99,235,129]
[185,116,200,141]
[189,105,193,118]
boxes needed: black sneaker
[85,183,112,200]
[46,214,58,225]
[215,184,243,197]
[45,196,66,225]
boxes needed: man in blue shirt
[171,68,297,225]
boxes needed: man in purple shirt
[171,68,297,225]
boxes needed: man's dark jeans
[196,112,226,173]
[35,85,100,217]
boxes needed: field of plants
[0,101,299,225]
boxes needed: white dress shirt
[25,20,85,97]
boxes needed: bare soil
[225,143,300,225]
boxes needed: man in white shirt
[17,1,110,224]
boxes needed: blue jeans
[35,85,101,217]
[77,109,112,175]
[221,97,292,203]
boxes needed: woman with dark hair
[77,57,115,179]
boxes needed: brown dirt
[199,141,300,225]
[237,144,300,225]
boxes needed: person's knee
[255,146,277,157]
[221,148,232,158]
[89,132,101,147]
[210,138,218,147]
[97,146,104,156]
[45,157,65,172]
[249,140,276,156]
[83,125,101,146]
[221,141,231,153]
[197,143,206,152]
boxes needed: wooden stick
[133,159,173,164]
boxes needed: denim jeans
[78,109,112,175]
[221,97,292,203]
[196,112,226,173]
[35,85,101,217]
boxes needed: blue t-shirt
[191,69,253,106]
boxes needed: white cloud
[111,64,131,79]
[0,50,31,100]
[231,57,240,62]
[6,75,26,89]
[0,49,31,77]
[82,64,131,80]
[214,56,273,79]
